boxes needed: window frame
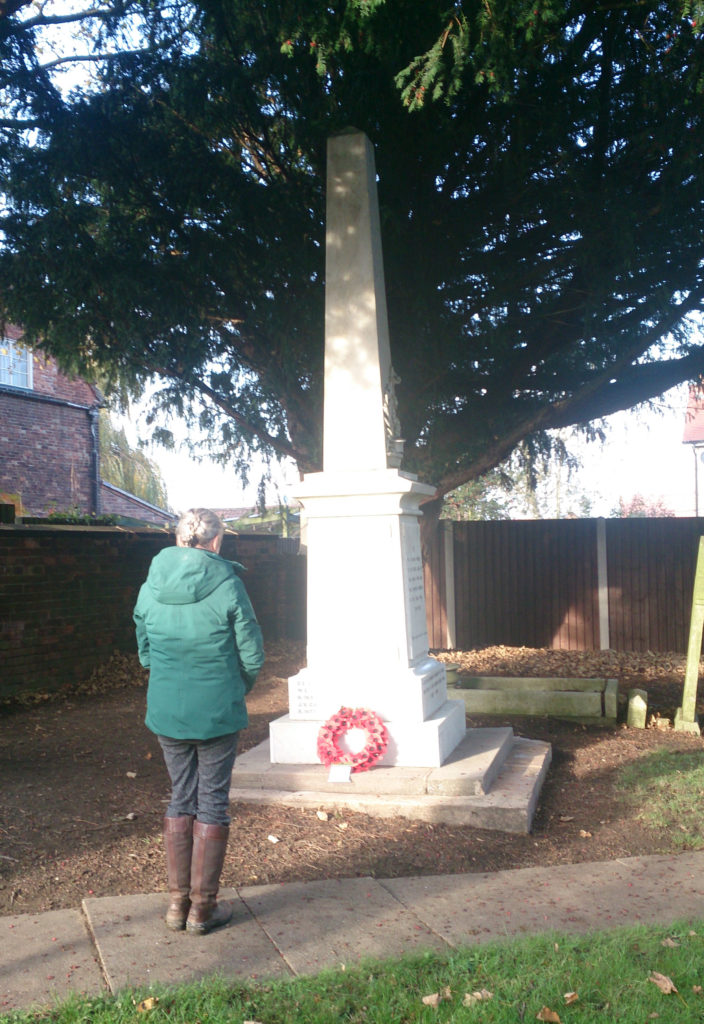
[0,337,33,389]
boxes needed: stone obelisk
[268,130,466,767]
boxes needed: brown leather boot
[163,815,194,931]
[186,821,233,935]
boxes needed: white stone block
[269,700,466,769]
[288,657,447,723]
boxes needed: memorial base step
[230,729,552,833]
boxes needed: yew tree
[1,0,703,503]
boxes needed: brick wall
[0,526,306,702]
[0,391,97,516]
[31,353,99,405]
[100,482,175,525]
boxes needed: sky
[118,381,701,518]
[553,386,697,518]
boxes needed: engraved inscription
[401,520,429,659]
[421,664,446,716]
[289,673,318,720]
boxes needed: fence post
[443,520,456,650]
[596,517,610,650]
[675,535,704,733]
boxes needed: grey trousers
[158,732,238,826]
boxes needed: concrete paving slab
[0,907,104,1014]
[83,889,292,994]
[238,876,449,975]
[380,851,704,946]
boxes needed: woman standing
[134,508,264,935]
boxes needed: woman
[133,508,264,935]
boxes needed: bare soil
[1,643,703,918]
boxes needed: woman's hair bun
[175,508,225,548]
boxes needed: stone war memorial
[231,130,551,831]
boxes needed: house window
[0,338,33,389]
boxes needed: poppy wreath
[316,706,389,773]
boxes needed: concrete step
[230,730,552,833]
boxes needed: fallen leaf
[422,987,451,1007]
[536,1007,561,1023]
[559,815,574,822]
[316,810,330,821]
[661,937,680,948]
[649,972,677,994]
[135,997,158,1012]
[563,991,579,1005]
[464,989,493,1005]
[267,834,280,844]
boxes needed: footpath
[3,851,704,1015]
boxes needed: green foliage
[99,411,170,509]
[226,505,300,538]
[41,506,119,525]
[442,430,599,519]
[1,0,703,504]
[442,474,512,520]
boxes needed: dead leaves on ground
[536,1008,561,1023]
[422,987,493,1009]
[134,997,159,1013]
[419,960,696,1016]
[649,971,678,995]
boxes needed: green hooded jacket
[133,546,264,739]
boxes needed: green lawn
[5,921,704,1024]
[617,748,704,849]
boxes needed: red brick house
[0,326,173,524]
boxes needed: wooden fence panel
[422,516,446,649]
[605,518,701,652]
[447,520,599,651]
[429,518,704,652]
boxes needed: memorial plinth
[269,470,466,767]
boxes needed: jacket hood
[145,546,238,605]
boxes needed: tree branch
[149,365,305,465]
[38,49,147,72]
[8,4,128,31]
[0,117,40,128]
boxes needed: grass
[617,748,704,848]
[5,922,704,1024]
